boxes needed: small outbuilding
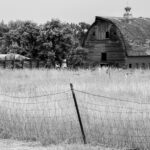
[83,6,150,69]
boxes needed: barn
[83,7,150,69]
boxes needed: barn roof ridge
[96,16,150,20]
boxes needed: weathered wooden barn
[83,7,150,68]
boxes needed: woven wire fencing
[0,85,150,149]
[0,89,82,145]
[74,89,150,150]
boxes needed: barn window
[101,53,107,61]
[115,63,119,67]
[92,31,95,36]
[110,25,118,41]
[106,31,110,38]
[149,63,150,69]
[90,30,96,40]
[136,63,139,69]
[129,64,132,68]
[142,63,145,69]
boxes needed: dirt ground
[0,139,119,150]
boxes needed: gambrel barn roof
[95,16,150,56]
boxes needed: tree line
[0,19,90,68]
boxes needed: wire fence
[74,88,150,150]
[0,84,150,149]
[0,88,82,145]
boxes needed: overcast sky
[0,0,149,24]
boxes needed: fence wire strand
[74,89,150,105]
[0,89,70,99]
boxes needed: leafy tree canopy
[0,19,90,67]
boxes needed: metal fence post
[70,83,87,144]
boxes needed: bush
[67,47,88,68]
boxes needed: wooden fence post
[3,59,6,69]
[21,61,24,69]
[36,59,39,69]
[30,60,32,69]
[70,83,87,144]
[11,60,15,69]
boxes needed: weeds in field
[0,68,150,149]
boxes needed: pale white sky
[0,0,149,24]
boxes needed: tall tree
[38,19,75,66]
[3,21,40,58]
[0,19,90,68]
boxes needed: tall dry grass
[0,68,150,149]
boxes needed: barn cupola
[123,6,133,20]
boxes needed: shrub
[67,47,89,68]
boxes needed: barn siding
[83,16,150,68]
[84,20,126,66]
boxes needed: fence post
[3,59,6,69]
[21,60,24,69]
[30,60,32,69]
[36,59,39,69]
[70,83,87,144]
[11,60,15,69]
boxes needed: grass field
[0,68,150,149]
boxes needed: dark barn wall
[84,20,126,66]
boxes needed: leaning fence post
[70,83,87,144]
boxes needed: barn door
[101,53,107,61]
